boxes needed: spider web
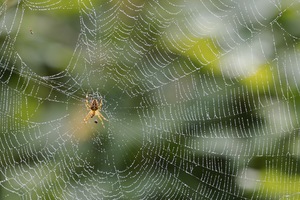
[1,0,300,199]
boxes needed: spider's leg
[84,111,95,123]
[99,99,103,110]
[98,112,108,121]
[95,111,106,128]
[85,98,90,110]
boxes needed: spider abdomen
[90,100,98,111]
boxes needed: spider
[84,95,108,127]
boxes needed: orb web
[0,0,300,199]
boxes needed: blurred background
[1,0,300,199]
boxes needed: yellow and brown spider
[84,95,108,127]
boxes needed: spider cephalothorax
[84,95,108,127]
